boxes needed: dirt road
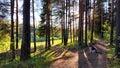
[50,40,109,68]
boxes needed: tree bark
[51,12,54,44]
[64,0,68,45]
[10,0,15,60]
[68,0,72,43]
[115,0,120,58]
[78,0,84,46]
[73,0,75,42]
[61,0,64,44]
[20,0,31,60]
[110,0,114,46]
[46,0,51,50]
[32,0,36,52]
[90,0,95,44]
[16,0,19,49]
[85,0,88,46]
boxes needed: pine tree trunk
[61,0,65,44]
[73,0,75,42]
[110,0,114,46]
[115,0,120,58]
[68,0,72,43]
[85,0,88,46]
[64,0,68,45]
[90,0,95,44]
[16,0,19,49]
[88,0,91,31]
[51,13,54,44]
[20,0,31,60]
[10,0,15,60]
[101,5,104,38]
[32,0,36,52]
[46,0,51,49]
[78,0,84,46]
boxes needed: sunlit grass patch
[0,38,78,68]
[0,42,10,53]
[107,47,120,68]
[107,47,115,59]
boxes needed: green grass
[0,52,53,68]
[107,47,120,68]
[107,48,115,59]
[0,46,56,68]
[0,38,77,68]
[109,58,120,68]
[0,39,62,53]
[0,39,10,53]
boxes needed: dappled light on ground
[0,40,110,68]
[78,40,109,68]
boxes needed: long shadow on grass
[0,43,72,67]
[0,45,44,61]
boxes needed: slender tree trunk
[81,6,84,46]
[61,19,64,44]
[99,2,102,36]
[46,0,51,49]
[75,18,78,41]
[61,0,65,44]
[51,12,54,44]
[64,0,68,45]
[85,0,88,46]
[88,15,91,30]
[32,0,36,52]
[90,0,95,44]
[45,25,48,50]
[115,0,120,58]
[110,0,114,46]
[70,20,72,43]
[10,0,15,60]
[73,0,75,42]
[66,0,68,30]
[78,0,83,46]
[88,0,91,31]
[20,0,31,60]
[68,0,72,43]
[16,0,18,49]
[61,22,64,43]
[101,5,104,38]
[61,25,64,43]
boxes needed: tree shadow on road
[78,40,109,68]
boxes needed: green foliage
[94,0,105,35]
[0,55,51,68]
[107,47,120,68]
[102,20,110,42]
[37,23,61,38]
[0,21,10,38]
[0,21,10,53]
[37,24,46,37]
[40,0,48,24]
[94,17,101,34]
[109,58,120,68]
[87,30,92,43]
[0,36,10,53]
[117,36,120,41]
